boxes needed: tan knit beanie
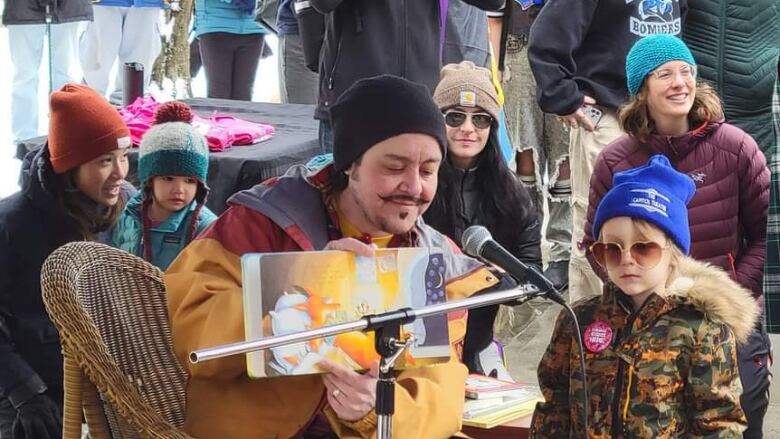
[433,61,500,121]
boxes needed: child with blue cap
[532,155,756,437]
[583,34,771,437]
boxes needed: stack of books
[462,374,543,429]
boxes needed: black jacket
[0,147,130,408]
[311,0,503,120]
[528,0,688,115]
[2,0,92,25]
[425,166,542,271]
[0,148,80,407]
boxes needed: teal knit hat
[138,102,209,187]
[625,34,696,96]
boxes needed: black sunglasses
[443,110,493,130]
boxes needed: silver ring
[332,389,341,398]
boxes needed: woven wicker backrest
[41,241,191,438]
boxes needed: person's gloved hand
[11,394,62,439]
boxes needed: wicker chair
[40,241,193,439]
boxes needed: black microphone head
[461,225,492,258]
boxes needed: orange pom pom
[154,101,194,125]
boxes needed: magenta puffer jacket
[583,120,769,300]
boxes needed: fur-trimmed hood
[662,257,759,344]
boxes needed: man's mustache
[378,194,429,205]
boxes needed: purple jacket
[583,121,769,299]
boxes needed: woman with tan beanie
[424,61,541,381]
[0,84,134,438]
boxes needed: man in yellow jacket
[165,75,503,438]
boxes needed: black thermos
[123,62,145,107]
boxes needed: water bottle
[123,62,145,107]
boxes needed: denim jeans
[319,119,334,154]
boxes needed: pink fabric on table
[211,114,275,146]
[193,116,231,152]
[118,96,158,145]
[118,96,276,152]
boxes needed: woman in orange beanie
[0,83,135,438]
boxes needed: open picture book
[241,248,452,378]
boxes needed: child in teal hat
[533,155,755,437]
[112,101,218,270]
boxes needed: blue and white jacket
[94,0,164,9]
[194,0,267,37]
[112,192,218,271]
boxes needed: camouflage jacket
[530,258,759,438]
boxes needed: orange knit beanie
[48,83,131,174]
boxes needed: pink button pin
[584,321,613,353]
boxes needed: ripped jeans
[502,38,571,264]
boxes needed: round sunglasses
[443,110,494,130]
[589,241,668,270]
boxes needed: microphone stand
[190,285,545,439]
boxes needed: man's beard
[357,196,413,235]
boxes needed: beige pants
[568,110,623,302]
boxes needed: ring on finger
[332,389,341,398]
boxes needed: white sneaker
[477,340,514,382]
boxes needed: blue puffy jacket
[194,0,267,37]
[112,192,218,271]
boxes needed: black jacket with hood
[311,0,503,121]
[0,147,130,408]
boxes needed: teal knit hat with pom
[138,102,209,187]
[625,34,696,97]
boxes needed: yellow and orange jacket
[165,165,500,438]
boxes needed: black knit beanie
[331,75,447,172]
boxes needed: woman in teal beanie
[584,34,771,438]
[112,101,218,270]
